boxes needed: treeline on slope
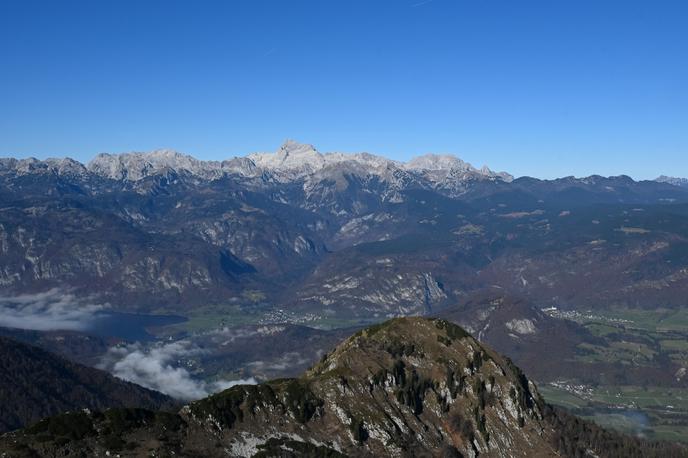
[544,404,688,458]
[0,336,177,433]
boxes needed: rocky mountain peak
[404,154,513,183]
[656,175,688,188]
[248,140,325,175]
[0,157,87,177]
[280,139,319,156]
[87,149,223,181]
[405,153,471,172]
[288,317,549,456]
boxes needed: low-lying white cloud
[247,351,310,372]
[99,340,256,400]
[0,288,105,331]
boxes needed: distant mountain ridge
[3,141,683,203]
[3,141,685,190]
[657,175,688,188]
[1,139,513,186]
[1,140,688,314]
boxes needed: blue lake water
[87,312,187,341]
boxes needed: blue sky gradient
[1,0,686,179]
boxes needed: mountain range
[4,139,512,184]
[2,140,687,314]
[2,141,688,385]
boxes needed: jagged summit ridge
[249,140,513,182]
[87,149,225,181]
[656,175,688,188]
[405,153,472,171]
[0,140,513,184]
[248,139,324,171]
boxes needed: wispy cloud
[247,351,310,372]
[99,340,256,400]
[411,0,434,7]
[0,288,105,331]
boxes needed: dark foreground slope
[1,318,686,457]
[0,336,176,433]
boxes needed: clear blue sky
[1,0,686,179]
